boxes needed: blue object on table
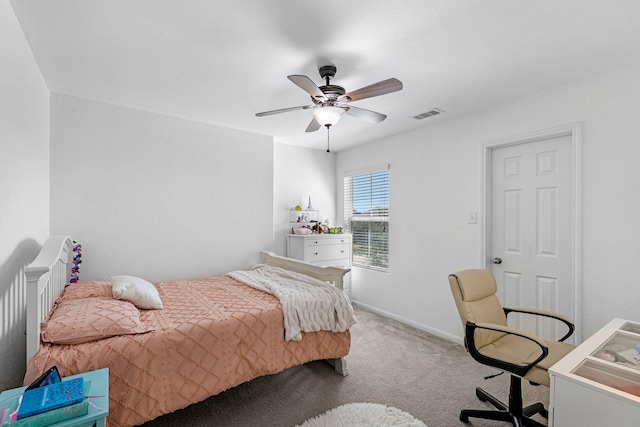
[1,369,108,427]
[17,378,85,419]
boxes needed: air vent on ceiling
[412,108,445,120]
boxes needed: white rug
[296,402,427,427]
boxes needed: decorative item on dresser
[289,208,318,225]
[287,233,352,297]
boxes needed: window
[343,166,389,272]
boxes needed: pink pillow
[62,282,113,300]
[41,297,154,345]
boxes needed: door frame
[481,122,583,342]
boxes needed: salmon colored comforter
[25,276,351,427]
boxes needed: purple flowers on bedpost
[70,241,82,283]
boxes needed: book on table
[16,377,85,419]
[1,379,92,427]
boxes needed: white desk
[549,318,640,426]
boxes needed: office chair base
[459,376,547,427]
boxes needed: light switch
[468,211,477,224]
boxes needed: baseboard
[352,301,464,345]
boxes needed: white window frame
[343,164,389,272]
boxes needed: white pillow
[111,275,163,310]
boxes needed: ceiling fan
[255,65,403,133]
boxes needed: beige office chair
[448,269,575,427]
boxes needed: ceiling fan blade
[305,118,321,132]
[288,75,327,101]
[345,106,387,123]
[340,78,403,102]
[255,105,314,117]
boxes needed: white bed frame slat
[25,235,73,363]
[24,240,351,375]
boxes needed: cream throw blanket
[228,264,357,341]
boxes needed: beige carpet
[142,306,548,427]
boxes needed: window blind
[343,167,389,272]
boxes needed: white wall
[0,0,49,389]
[273,143,336,256]
[50,94,274,282]
[337,63,640,342]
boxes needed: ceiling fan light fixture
[313,106,345,127]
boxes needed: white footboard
[260,251,350,290]
[24,235,73,363]
[261,251,351,376]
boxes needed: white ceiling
[11,1,640,152]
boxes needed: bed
[23,235,354,427]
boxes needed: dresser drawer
[305,236,351,247]
[305,243,350,262]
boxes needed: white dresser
[286,234,352,296]
[549,318,640,426]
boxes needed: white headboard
[24,235,73,363]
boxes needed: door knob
[491,257,503,264]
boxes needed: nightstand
[0,368,109,427]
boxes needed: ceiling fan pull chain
[326,125,331,153]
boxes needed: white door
[489,130,578,344]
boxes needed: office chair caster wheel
[460,412,470,422]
